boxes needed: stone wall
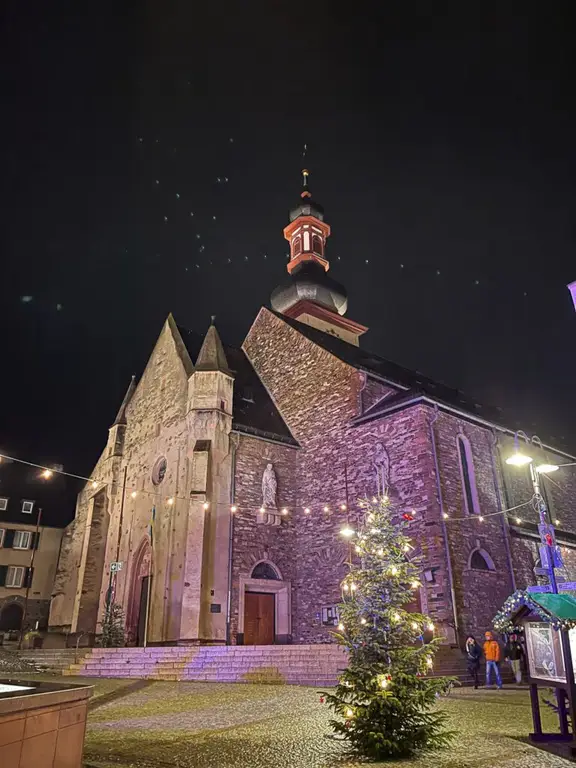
[243,309,455,643]
[230,434,298,641]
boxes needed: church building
[48,175,576,648]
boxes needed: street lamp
[506,432,562,594]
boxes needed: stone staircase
[17,644,516,687]
[64,645,348,686]
[15,648,92,673]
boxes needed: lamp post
[506,431,560,594]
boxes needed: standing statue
[373,442,390,497]
[262,463,278,509]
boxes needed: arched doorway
[126,538,152,646]
[0,602,23,631]
[239,560,291,645]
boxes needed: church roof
[268,310,504,423]
[112,375,136,426]
[177,325,298,446]
[195,323,232,375]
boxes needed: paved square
[61,678,574,767]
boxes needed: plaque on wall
[210,604,222,613]
[321,605,339,626]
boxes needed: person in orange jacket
[483,631,503,689]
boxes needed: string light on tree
[320,495,452,760]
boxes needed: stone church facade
[48,177,576,648]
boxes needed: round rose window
[151,457,167,486]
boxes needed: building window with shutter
[457,434,481,516]
[13,531,32,550]
[5,566,26,588]
[0,498,8,511]
[21,500,34,514]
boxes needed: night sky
[1,6,575,486]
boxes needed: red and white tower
[271,171,368,346]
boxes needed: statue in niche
[373,441,390,497]
[262,462,278,509]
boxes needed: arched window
[457,435,481,516]
[469,548,496,571]
[312,235,323,256]
[251,562,280,580]
[293,236,302,256]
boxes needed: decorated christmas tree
[322,496,454,760]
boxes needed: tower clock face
[152,457,167,486]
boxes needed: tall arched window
[293,236,302,256]
[469,548,496,571]
[457,434,481,516]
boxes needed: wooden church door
[244,592,275,645]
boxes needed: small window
[151,457,167,486]
[312,235,323,256]
[293,236,302,256]
[457,435,481,516]
[0,529,4,547]
[21,500,34,514]
[6,566,26,588]
[469,548,495,571]
[13,531,31,550]
[0,498,8,511]
[251,562,280,580]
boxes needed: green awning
[531,593,576,621]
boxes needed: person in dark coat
[465,635,482,689]
[504,633,524,684]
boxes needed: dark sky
[1,6,575,486]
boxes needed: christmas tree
[101,603,126,647]
[322,496,454,760]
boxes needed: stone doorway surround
[237,575,291,644]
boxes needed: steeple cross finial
[302,168,309,188]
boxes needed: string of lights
[0,451,541,524]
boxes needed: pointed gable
[112,375,136,426]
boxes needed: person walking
[504,633,524,684]
[465,635,482,689]
[483,631,503,689]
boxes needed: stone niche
[0,679,92,767]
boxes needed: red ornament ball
[319,696,325,704]
[402,513,414,521]
[545,533,553,547]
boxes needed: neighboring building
[0,462,70,635]
[48,176,576,648]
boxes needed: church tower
[270,170,368,346]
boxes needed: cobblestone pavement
[76,680,573,767]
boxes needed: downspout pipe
[225,441,237,645]
[491,430,516,592]
[429,406,460,645]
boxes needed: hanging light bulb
[203,501,210,510]
[231,505,238,513]
[515,517,522,524]
[340,526,355,538]
[260,506,266,513]
[478,516,484,522]
[281,508,288,515]
[304,507,311,514]
[323,505,330,513]
[377,548,383,556]
[131,491,137,499]
[411,580,420,589]
[41,469,53,479]
[167,497,174,506]
[350,583,357,591]
[340,503,347,511]
[442,512,449,519]
[91,481,98,489]
[427,622,434,632]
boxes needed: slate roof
[269,310,504,423]
[177,325,297,446]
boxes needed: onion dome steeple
[270,171,368,346]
